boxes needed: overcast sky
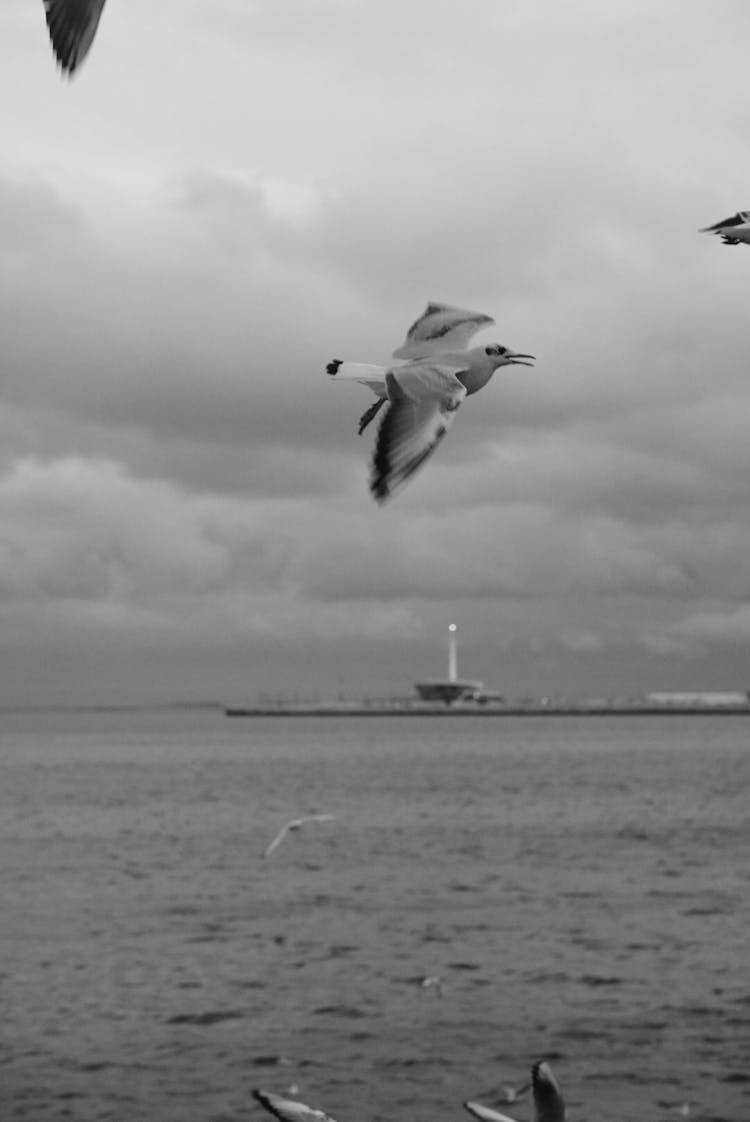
[1,0,750,706]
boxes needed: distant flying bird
[701,210,750,245]
[464,1061,565,1122]
[326,302,534,503]
[43,0,107,76]
[262,815,336,859]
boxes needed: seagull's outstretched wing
[463,1102,519,1122]
[43,0,107,75]
[262,814,335,858]
[701,210,750,232]
[393,302,495,360]
[531,1061,566,1122]
[253,1090,341,1122]
[370,362,467,502]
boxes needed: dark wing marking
[370,363,466,502]
[43,0,106,75]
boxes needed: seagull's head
[484,344,535,369]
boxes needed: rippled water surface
[1,711,748,1121]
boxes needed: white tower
[414,622,482,704]
[448,623,458,683]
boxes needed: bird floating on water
[43,0,107,76]
[262,815,336,859]
[464,1061,565,1122]
[700,210,750,245]
[326,302,534,503]
[419,974,444,997]
[253,1061,563,1122]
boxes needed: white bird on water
[326,302,534,503]
[700,210,750,245]
[262,815,336,859]
[254,1062,564,1122]
[465,1082,530,1111]
[464,1061,566,1122]
[42,0,107,76]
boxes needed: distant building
[646,691,750,708]
[414,624,483,705]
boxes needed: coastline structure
[413,624,484,705]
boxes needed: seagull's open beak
[507,351,535,366]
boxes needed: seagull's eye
[485,345,506,356]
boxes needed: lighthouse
[414,624,483,705]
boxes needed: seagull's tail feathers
[326,360,388,400]
[326,360,386,380]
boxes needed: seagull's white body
[43,0,107,76]
[326,302,534,503]
[262,814,335,859]
[701,210,750,245]
[464,1061,565,1122]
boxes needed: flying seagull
[464,1061,565,1122]
[326,302,534,503]
[700,210,750,245]
[43,0,107,76]
[262,815,336,859]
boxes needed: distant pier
[224,700,750,718]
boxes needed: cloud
[3,0,750,701]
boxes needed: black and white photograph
[0,2,749,1119]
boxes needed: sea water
[1,710,748,1121]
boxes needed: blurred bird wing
[701,210,750,232]
[463,1102,519,1122]
[262,824,293,858]
[393,302,495,359]
[327,361,387,397]
[43,0,106,75]
[253,1091,342,1122]
[531,1062,566,1122]
[370,362,467,502]
[263,815,334,857]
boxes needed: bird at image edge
[43,0,107,76]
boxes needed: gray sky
[2,0,750,705]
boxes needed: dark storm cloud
[2,0,750,701]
